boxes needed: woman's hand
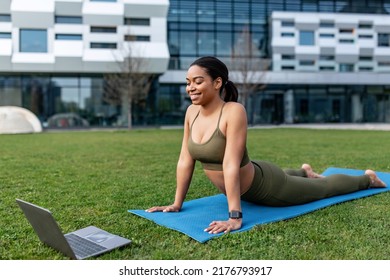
[146,205,181,213]
[204,219,242,234]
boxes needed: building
[161,0,390,125]
[270,10,390,123]
[0,0,169,127]
[1,0,390,128]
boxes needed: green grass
[1,128,389,260]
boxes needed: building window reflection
[299,30,315,45]
[0,32,11,39]
[20,29,47,53]
[378,33,390,47]
[0,14,11,22]
[55,16,82,24]
[339,63,354,72]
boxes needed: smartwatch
[229,210,242,219]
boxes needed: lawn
[0,128,389,260]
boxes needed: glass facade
[0,75,162,128]
[168,0,268,70]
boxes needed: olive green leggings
[241,160,371,206]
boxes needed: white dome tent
[0,106,42,134]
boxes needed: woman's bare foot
[365,170,386,188]
[302,163,325,178]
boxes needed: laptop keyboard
[66,233,107,259]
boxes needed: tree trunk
[127,98,132,130]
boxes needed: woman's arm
[147,106,196,212]
[170,110,196,210]
[223,103,247,210]
[205,103,247,233]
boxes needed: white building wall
[11,0,55,28]
[272,11,390,75]
[0,0,170,73]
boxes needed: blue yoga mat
[128,167,390,243]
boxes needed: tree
[103,42,156,130]
[230,26,269,124]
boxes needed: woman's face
[186,65,222,105]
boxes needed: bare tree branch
[103,40,155,129]
[230,26,270,124]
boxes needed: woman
[147,56,386,234]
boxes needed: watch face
[229,211,242,219]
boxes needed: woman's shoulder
[184,104,200,125]
[224,102,246,114]
[185,104,200,116]
[222,102,248,125]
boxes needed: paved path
[46,123,390,132]
[250,123,390,131]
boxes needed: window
[0,14,11,22]
[319,66,335,71]
[319,33,334,38]
[358,23,372,29]
[302,0,317,11]
[359,56,372,61]
[198,31,214,55]
[0,32,11,39]
[359,67,373,71]
[216,31,232,56]
[20,29,47,53]
[281,66,295,70]
[285,0,300,11]
[124,35,150,42]
[281,21,294,27]
[378,33,390,47]
[179,32,196,55]
[90,42,117,49]
[299,60,315,66]
[90,26,117,33]
[124,18,150,26]
[281,32,294,37]
[359,34,373,39]
[299,30,315,45]
[282,54,295,60]
[55,16,82,24]
[339,64,354,72]
[339,29,354,33]
[320,21,334,28]
[320,55,334,61]
[55,34,82,40]
[339,39,354,44]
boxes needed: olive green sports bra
[187,104,250,171]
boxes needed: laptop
[16,198,131,260]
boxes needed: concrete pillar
[284,89,294,124]
[351,94,363,122]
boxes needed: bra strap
[191,103,225,130]
[216,103,226,128]
[190,110,200,130]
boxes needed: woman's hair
[190,56,238,102]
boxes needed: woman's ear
[214,77,223,90]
